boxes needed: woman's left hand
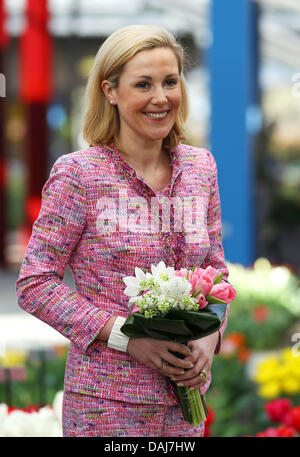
[170,331,219,390]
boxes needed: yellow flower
[253,367,276,384]
[258,381,281,399]
[0,349,28,368]
[280,348,297,363]
[290,366,300,378]
[281,377,300,394]
[276,364,292,380]
[258,357,280,371]
[253,357,280,383]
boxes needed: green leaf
[192,288,203,298]
[214,272,224,284]
[121,303,227,343]
[206,295,227,305]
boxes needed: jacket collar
[106,141,185,182]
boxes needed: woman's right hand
[127,337,194,377]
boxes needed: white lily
[123,267,150,297]
[151,260,175,280]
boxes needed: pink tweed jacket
[16,142,229,405]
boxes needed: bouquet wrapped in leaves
[121,261,236,426]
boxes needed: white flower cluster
[123,261,199,318]
[0,391,63,437]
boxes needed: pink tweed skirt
[62,390,205,437]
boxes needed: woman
[16,25,230,437]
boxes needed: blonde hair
[82,24,189,151]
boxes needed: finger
[163,366,186,377]
[166,341,192,358]
[176,376,206,389]
[155,359,186,377]
[170,365,200,382]
[164,352,194,371]
[172,367,209,385]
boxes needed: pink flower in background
[209,281,236,304]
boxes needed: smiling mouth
[143,111,170,119]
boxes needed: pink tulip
[188,267,214,296]
[210,282,236,304]
[196,293,208,309]
[175,268,189,279]
[204,266,222,283]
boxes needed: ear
[101,80,116,105]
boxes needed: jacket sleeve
[16,155,112,355]
[201,151,230,354]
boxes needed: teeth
[145,112,168,119]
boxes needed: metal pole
[209,0,260,265]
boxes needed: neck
[115,133,166,175]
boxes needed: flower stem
[169,346,207,426]
[173,383,206,426]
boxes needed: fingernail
[177,382,184,386]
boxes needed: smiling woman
[17,24,230,438]
[83,24,189,153]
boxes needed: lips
[143,110,170,119]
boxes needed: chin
[146,127,173,140]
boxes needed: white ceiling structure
[3,0,300,86]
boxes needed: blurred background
[1,0,300,437]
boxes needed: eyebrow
[136,73,179,80]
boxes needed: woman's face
[103,47,182,147]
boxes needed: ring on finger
[199,369,208,381]
[160,359,166,373]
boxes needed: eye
[136,81,150,89]
[165,79,178,86]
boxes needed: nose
[152,86,168,105]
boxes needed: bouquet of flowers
[121,261,236,426]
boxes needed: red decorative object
[264,398,292,423]
[254,400,300,437]
[204,406,215,437]
[8,404,39,414]
[277,426,297,437]
[252,304,269,322]
[19,0,53,102]
[284,406,300,432]
[26,194,41,225]
[0,0,9,49]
